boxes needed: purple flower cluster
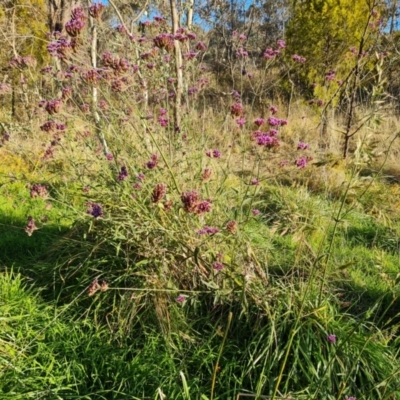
[277,39,286,49]
[325,70,336,81]
[263,48,280,59]
[292,54,306,63]
[212,262,223,271]
[45,99,63,115]
[269,105,278,114]
[89,2,105,19]
[236,47,248,57]
[183,50,198,60]
[158,116,169,127]
[117,166,129,181]
[297,142,310,150]
[254,118,265,127]
[256,134,280,148]
[251,178,259,185]
[175,294,186,303]
[206,149,221,158]
[30,183,48,198]
[65,7,87,37]
[327,334,337,343]
[25,216,38,236]
[47,34,72,59]
[181,190,212,214]
[230,102,244,116]
[295,156,312,169]
[195,41,207,51]
[198,226,219,235]
[151,183,167,203]
[87,202,103,218]
[268,116,287,127]
[153,33,174,51]
[9,55,37,69]
[146,154,159,169]
[40,120,66,133]
[235,117,246,127]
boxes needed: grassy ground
[2,104,400,399]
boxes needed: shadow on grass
[0,213,70,278]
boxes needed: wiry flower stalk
[88,0,109,155]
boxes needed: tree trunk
[170,0,183,132]
[46,0,81,32]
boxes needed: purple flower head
[188,87,199,96]
[292,54,306,63]
[118,166,129,181]
[146,154,159,169]
[235,117,246,127]
[45,99,63,115]
[151,183,167,203]
[153,33,174,51]
[65,13,87,37]
[25,216,38,236]
[196,200,212,214]
[30,183,48,198]
[158,116,169,127]
[154,16,166,23]
[56,122,66,131]
[252,209,260,216]
[87,202,103,218]
[269,129,278,137]
[296,156,312,169]
[257,134,280,148]
[236,47,248,57]
[269,105,278,114]
[277,39,286,49]
[325,70,336,81]
[198,226,219,235]
[106,153,113,161]
[89,2,105,19]
[327,334,337,343]
[316,99,325,107]
[175,294,186,303]
[297,142,310,150]
[187,32,197,40]
[268,116,280,126]
[230,102,244,117]
[254,118,265,127]
[213,262,223,271]
[137,173,145,181]
[239,33,247,41]
[263,48,280,59]
[40,120,57,133]
[196,41,207,51]
[181,190,200,213]
[183,50,198,61]
[251,178,259,186]
[212,149,221,158]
